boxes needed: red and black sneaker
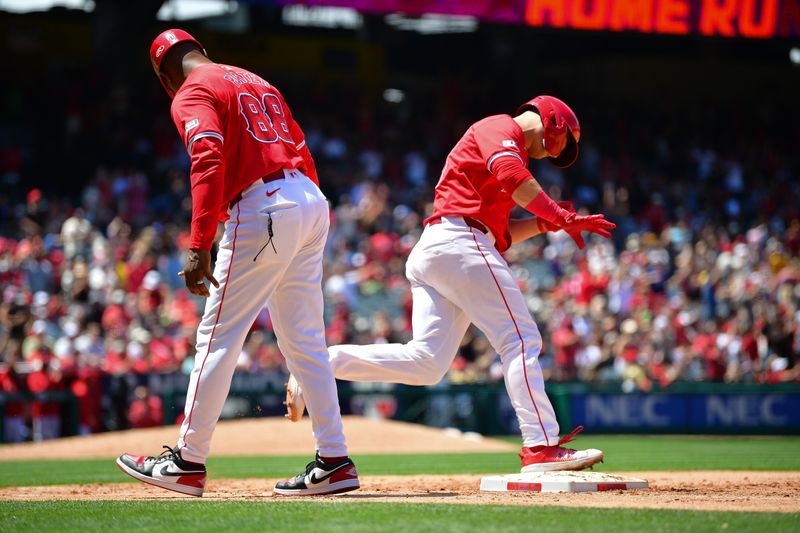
[116,445,206,497]
[273,452,360,496]
[520,426,604,473]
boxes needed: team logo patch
[185,118,199,133]
[165,32,178,44]
[502,139,519,149]
[155,45,165,58]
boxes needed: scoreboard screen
[270,0,800,38]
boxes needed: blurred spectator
[26,356,64,442]
[127,386,164,429]
[0,62,797,443]
[0,363,28,443]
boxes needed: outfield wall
[566,389,800,434]
[3,375,800,442]
[335,382,800,436]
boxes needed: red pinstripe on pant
[179,205,242,456]
[470,229,550,446]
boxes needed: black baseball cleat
[273,452,360,496]
[116,445,207,497]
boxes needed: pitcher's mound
[0,416,515,460]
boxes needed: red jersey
[171,64,319,250]
[427,115,531,253]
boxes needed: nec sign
[572,394,800,430]
[702,395,793,426]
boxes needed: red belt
[426,216,488,235]
[228,169,285,209]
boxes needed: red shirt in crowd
[128,395,164,428]
[170,64,319,250]
[552,323,579,377]
[26,369,63,417]
[427,115,531,253]
[0,368,25,417]
[72,367,103,433]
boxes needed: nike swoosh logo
[159,464,205,477]
[266,188,281,197]
[308,462,351,484]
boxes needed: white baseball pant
[328,216,560,447]
[177,169,348,463]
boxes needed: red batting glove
[536,201,574,233]
[525,191,576,228]
[562,214,616,250]
[529,195,616,249]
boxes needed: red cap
[149,29,206,98]
[27,188,42,204]
[516,95,580,168]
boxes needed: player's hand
[563,214,616,250]
[536,201,574,233]
[180,249,219,298]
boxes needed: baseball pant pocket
[253,203,299,261]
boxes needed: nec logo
[165,32,178,44]
[185,118,199,132]
[155,45,165,58]
[502,140,518,149]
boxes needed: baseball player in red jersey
[286,96,615,472]
[116,29,358,497]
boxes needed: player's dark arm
[182,136,224,297]
[187,136,225,252]
[171,85,225,297]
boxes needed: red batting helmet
[516,95,580,168]
[149,29,206,98]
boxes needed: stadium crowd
[0,66,798,441]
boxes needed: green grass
[1,435,798,488]
[0,501,796,533]
[0,453,521,488]
[1,436,798,531]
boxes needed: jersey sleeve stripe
[296,139,306,150]
[486,150,524,172]
[188,132,225,150]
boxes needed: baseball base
[480,471,649,493]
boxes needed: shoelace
[518,425,585,460]
[287,460,318,483]
[291,457,347,483]
[557,425,584,446]
[145,445,180,464]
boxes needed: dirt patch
[0,416,514,460]
[1,417,798,513]
[1,472,799,513]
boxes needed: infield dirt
[1,416,798,513]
